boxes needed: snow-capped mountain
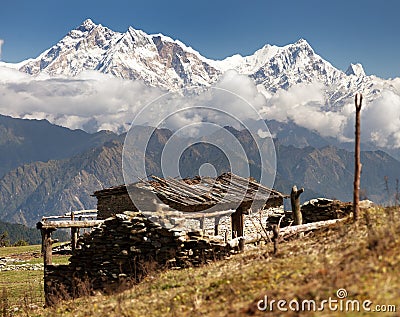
[19,19,220,90]
[10,19,400,107]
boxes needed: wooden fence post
[231,207,245,251]
[291,185,304,225]
[214,217,221,236]
[71,212,78,251]
[354,93,362,221]
[41,228,55,266]
[272,225,280,255]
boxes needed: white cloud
[0,67,164,133]
[360,90,400,148]
[261,81,349,139]
[126,70,270,137]
[1,65,400,149]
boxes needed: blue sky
[0,0,399,78]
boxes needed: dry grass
[6,206,400,316]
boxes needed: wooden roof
[93,172,287,212]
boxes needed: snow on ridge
[346,63,366,77]
[210,39,317,73]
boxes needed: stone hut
[92,172,287,239]
[43,174,287,305]
[41,175,358,306]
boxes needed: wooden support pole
[71,228,78,251]
[354,93,362,221]
[272,225,280,255]
[38,220,104,229]
[214,217,221,236]
[41,228,55,266]
[71,212,78,251]
[231,207,245,251]
[290,185,304,225]
[199,215,205,233]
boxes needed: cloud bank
[0,67,164,133]
[0,66,400,148]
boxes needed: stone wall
[95,190,137,220]
[301,198,352,222]
[195,207,286,238]
[44,211,234,305]
[95,188,286,241]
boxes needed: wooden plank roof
[93,173,287,212]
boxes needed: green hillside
[0,220,69,245]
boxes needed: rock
[359,200,375,209]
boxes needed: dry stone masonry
[44,211,235,305]
[301,198,352,222]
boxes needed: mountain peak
[345,63,366,77]
[294,38,312,48]
[77,19,97,32]
[292,38,314,51]
[295,38,309,45]
[127,26,148,38]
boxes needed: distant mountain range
[0,114,120,178]
[1,19,398,107]
[0,115,399,227]
[1,20,399,227]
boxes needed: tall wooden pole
[353,93,363,221]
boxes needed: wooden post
[272,225,280,255]
[71,212,78,251]
[231,207,245,251]
[41,228,55,266]
[199,215,206,233]
[290,185,304,225]
[214,217,221,236]
[354,93,362,221]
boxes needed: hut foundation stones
[44,211,234,305]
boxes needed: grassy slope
[9,207,400,316]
